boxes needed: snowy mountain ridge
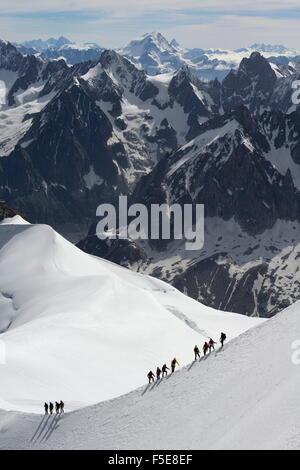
[15,33,300,80]
[0,217,262,413]
[18,36,73,52]
[118,33,300,81]
[0,297,299,450]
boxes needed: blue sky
[0,1,300,49]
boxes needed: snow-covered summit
[0,215,29,225]
[118,34,300,80]
[121,32,176,57]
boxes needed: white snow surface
[0,70,17,108]
[203,46,298,68]
[0,215,30,225]
[0,300,299,450]
[83,166,104,189]
[118,33,299,79]
[167,119,240,177]
[0,89,55,157]
[0,219,262,414]
[58,43,101,52]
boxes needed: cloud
[163,15,300,49]
[0,1,300,49]
[2,0,300,15]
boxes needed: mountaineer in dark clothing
[220,332,227,348]
[171,358,179,373]
[194,345,200,361]
[203,342,209,356]
[209,338,217,352]
[147,371,155,383]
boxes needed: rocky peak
[239,51,276,85]
[100,49,124,68]
[0,197,23,221]
[0,40,23,71]
[170,38,181,49]
[171,65,192,86]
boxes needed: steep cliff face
[0,198,22,221]
[78,106,300,317]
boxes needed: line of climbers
[44,401,65,415]
[147,332,226,384]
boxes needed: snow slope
[0,218,262,414]
[0,89,55,157]
[0,300,299,450]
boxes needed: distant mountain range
[18,36,73,52]
[14,36,104,66]
[14,32,300,80]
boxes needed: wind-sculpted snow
[0,218,262,413]
[1,300,300,450]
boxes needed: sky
[0,1,300,49]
